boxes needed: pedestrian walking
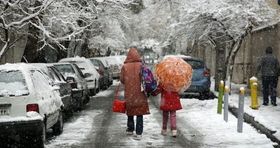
[120,47,150,140]
[152,56,192,137]
[256,47,280,106]
[152,84,182,137]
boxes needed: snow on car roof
[0,63,45,97]
[59,56,88,62]
[163,54,203,61]
[163,54,192,59]
[0,63,39,72]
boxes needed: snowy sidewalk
[107,104,185,148]
[227,85,280,146]
[150,95,276,148]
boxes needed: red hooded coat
[120,48,150,116]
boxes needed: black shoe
[263,102,268,106]
[272,102,277,106]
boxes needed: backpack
[140,64,157,96]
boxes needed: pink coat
[152,85,182,111]
[120,48,150,116]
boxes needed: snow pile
[228,92,280,141]
[177,99,275,147]
[46,111,103,147]
[26,111,42,118]
[0,115,43,122]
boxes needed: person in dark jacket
[120,47,150,140]
[257,47,280,106]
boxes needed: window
[54,64,75,78]
[184,59,204,69]
[31,70,52,93]
[73,64,85,78]
[0,70,29,96]
[48,67,61,82]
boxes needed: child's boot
[171,130,177,138]
[161,129,167,136]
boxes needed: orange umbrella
[155,57,193,92]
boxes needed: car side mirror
[52,85,60,91]
[84,73,92,78]
[66,77,77,88]
[66,77,75,83]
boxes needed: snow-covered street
[1,0,280,147]
[43,81,277,148]
[45,83,186,148]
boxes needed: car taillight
[70,82,77,89]
[97,69,104,76]
[26,104,39,113]
[203,69,210,77]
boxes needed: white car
[0,63,63,147]
[59,57,100,96]
[90,57,113,85]
[53,62,90,110]
[103,56,126,79]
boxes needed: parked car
[30,63,73,116]
[53,63,89,110]
[163,55,211,99]
[103,56,125,79]
[0,63,64,147]
[89,58,112,89]
[92,57,113,85]
[143,52,158,65]
[59,57,100,96]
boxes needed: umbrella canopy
[155,57,193,92]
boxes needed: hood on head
[124,48,142,63]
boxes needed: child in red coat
[152,84,182,137]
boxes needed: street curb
[228,105,280,147]
[149,96,197,147]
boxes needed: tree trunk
[214,45,226,91]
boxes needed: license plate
[0,104,11,116]
[0,107,9,115]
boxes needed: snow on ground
[229,93,280,138]
[109,104,182,148]
[92,89,114,98]
[45,110,103,148]
[177,99,275,148]
[226,83,280,141]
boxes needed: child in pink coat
[152,84,182,137]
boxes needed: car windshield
[54,64,75,77]
[74,61,88,71]
[184,59,204,69]
[54,64,75,74]
[90,59,99,67]
[0,70,29,96]
[97,58,110,68]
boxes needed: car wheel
[53,111,63,135]
[96,85,100,94]
[73,97,81,111]
[91,79,97,96]
[84,95,90,104]
[199,91,210,100]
